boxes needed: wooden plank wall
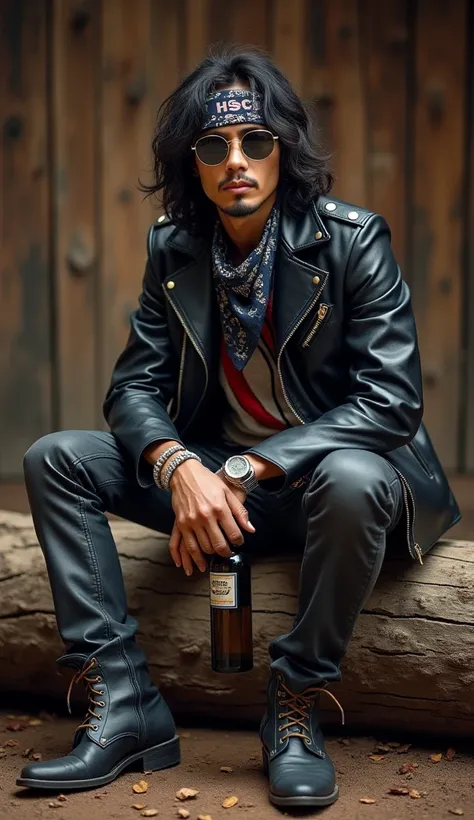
[0,0,473,479]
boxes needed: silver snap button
[158,214,166,223]
[312,275,320,285]
[166,281,175,289]
[348,211,359,220]
[100,737,107,745]
[325,202,337,211]
[314,231,323,240]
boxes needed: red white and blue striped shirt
[219,296,301,446]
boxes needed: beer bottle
[209,552,253,673]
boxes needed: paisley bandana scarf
[212,202,281,371]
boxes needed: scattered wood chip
[132,804,146,811]
[388,787,409,796]
[177,810,190,819]
[397,743,412,754]
[446,747,456,761]
[409,789,422,799]
[176,788,199,801]
[57,795,67,802]
[359,797,377,804]
[48,802,61,809]
[398,762,418,775]
[32,753,43,761]
[197,815,213,820]
[22,748,33,757]
[449,810,464,816]
[5,740,19,747]
[28,718,43,726]
[368,754,385,762]
[133,780,149,794]
[141,811,158,818]
[430,752,442,763]
[222,796,239,809]
[220,766,233,773]
[374,744,391,753]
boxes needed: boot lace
[277,675,345,744]
[66,658,105,733]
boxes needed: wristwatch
[220,455,259,494]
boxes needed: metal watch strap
[153,444,185,488]
[161,450,202,491]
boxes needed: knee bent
[23,430,90,479]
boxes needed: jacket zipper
[276,281,326,425]
[171,332,187,423]
[163,287,208,432]
[276,285,422,565]
[302,303,330,348]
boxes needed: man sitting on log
[18,45,460,808]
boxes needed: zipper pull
[414,543,423,565]
[318,304,328,321]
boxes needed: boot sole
[16,734,180,791]
[269,785,339,807]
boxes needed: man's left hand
[171,478,247,576]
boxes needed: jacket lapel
[272,201,330,353]
[163,230,219,369]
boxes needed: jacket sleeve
[244,214,423,492]
[103,226,183,487]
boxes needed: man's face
[193,122,281,218]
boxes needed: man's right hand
[167,459,255,574]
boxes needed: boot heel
[261,747,269,776]
[142,735,180,772]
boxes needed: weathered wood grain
[1,512,473,737]
[0,0,52,474]
[52,0,99,429]
[411,0,467,470]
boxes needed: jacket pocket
[299,303,333,349]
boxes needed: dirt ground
[0,710,473,820]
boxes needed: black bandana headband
[202,89,265,131]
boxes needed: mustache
[218,174,258,191]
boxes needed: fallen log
[1,510,473,737]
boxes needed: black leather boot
[16,639,179,791]
[260,670,342,807]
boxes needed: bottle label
[209,572,238,609]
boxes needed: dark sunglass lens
[196,136,228,165]
[242,131,274,160]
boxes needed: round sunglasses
[192,129,279,166]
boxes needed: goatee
[219,200,262,218]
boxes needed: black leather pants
[24,431,403,687]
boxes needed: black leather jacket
[104,194,461,563]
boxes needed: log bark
[1,510,473,737]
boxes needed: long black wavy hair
[140,45,333,236]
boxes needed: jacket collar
[163,197,330,364]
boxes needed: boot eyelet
[91,658,98,666]
[98,701,105,707]
[305,737,311,744]
[96,676,102,682]
[278,713,283,719]
[98,690,104,695]
[279,738,284,744]
[92,725,98,731]
[98,715,102,720]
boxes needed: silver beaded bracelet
[161,450,202,491]
[152,444,185,489]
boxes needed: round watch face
[226,455,250,480]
